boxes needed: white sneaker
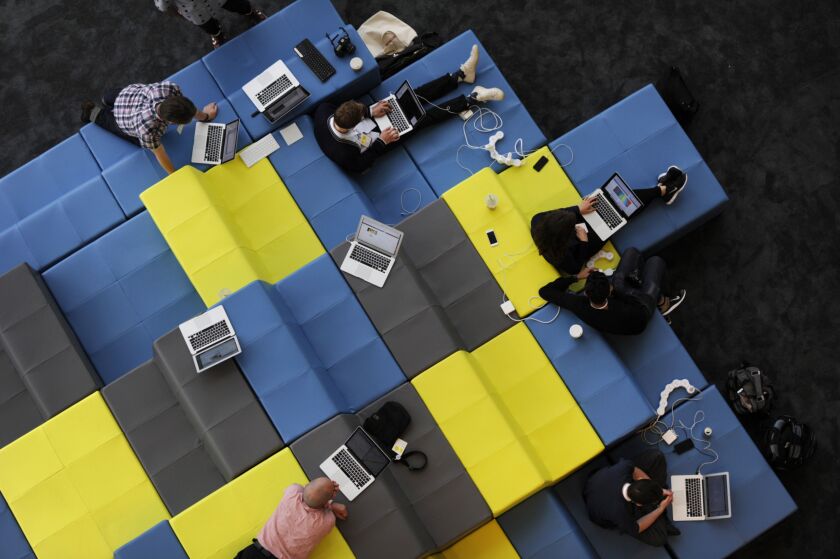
[460,45,479,83]
[471,86,504,102]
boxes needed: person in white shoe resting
[313,44,504,173]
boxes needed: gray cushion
[330,200,512,378]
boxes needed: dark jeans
[631,449,672,547]
[612,247,666,317]
[412,73,471,131]
[91,88,141,146]
[197,0,254,36]
[234,541,275,559]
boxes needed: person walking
[155,0,267,48]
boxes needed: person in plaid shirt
[81,81,218,174]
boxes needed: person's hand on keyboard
[380,127,400,144]
[371,100,392,118]
[579,196,598,214]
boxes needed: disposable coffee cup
[485,193,499,210]
[569,324,583,339]
[350,57,364,71]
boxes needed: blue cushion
[202,0,379,138]
[371,30,546,196]
[80,123,137,170]
[42,212,204,384]
[549,85,728,254]
[553,457,672,559]
[114,520,187,559]
[499,489,597,559]
[605,312,707,412]
[0,229,34,278]
[527,306,653,445]
[0,493,34,559]
[608,386,797,559]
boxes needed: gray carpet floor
[1,1,838,557]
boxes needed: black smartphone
[486,229,498,246]
[674,438,695,455]
[533,155,549,172]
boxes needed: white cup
[350,57,364,71]
[485,193,499,210]
[569,324,583,339]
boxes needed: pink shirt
[257,484,336,559]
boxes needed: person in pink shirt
[235,477,348,559]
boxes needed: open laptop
[670,472,732,521]
[340,215,404,288]
[582,173,644,241]
[320,427,391,501]
[192,119,240,165]
[178,306,241,373]
[243,59,310,123]
[373,81,426,136]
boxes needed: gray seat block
[0,349,43,447]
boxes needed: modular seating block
[1,492,34,559]
[331,199,513,378]
[0,393,169,559]
[202,0,379,138]
[291,383,492,558]
[221,254,404,442]
[169,448,353,559]
[113,520,187,559]
[498,489,597,559]
[268,113,436,249]
[413,323,603,515]
[527,306,652,445]
[141,158,323,307]
[609,386,797,559]
[549,84,729,254]
[43,211,205,384]
[432,520,521,559]
[0,134,124,274]
[371,30,547,197]
[0,264,100,448]
[102,328,282,515]
[442,146,620,317]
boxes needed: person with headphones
[312,44,505,174]
[81,82,219,174]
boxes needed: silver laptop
[340,215,403,288]
[670,472,732,521]
[243,60,301,112]
[373,81,426,136]
[582,173,644,241]
[320,427,391,501]
[192,119,240,165]
[178,306,241,373]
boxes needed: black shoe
[666,523,681,536]
[80,101,95,124]
[211,31,227,49]
[658,165,687,205]
[247,8,267,25]
[660,289,687,317]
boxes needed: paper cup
[569,324,583,339]
[350,57,363,71]
[485,193,499,209]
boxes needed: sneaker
[459,45,479,83]
[211,31,227,49]
[658,165,687,205]
[661,289,687,317]
[80,101,95,124]
[470,86,504,102]
[247,8,267,25]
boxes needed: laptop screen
[347,428,390,476]
[196,337,239,370]
[222,120,240,163]
[603,174,643,217]
[704,473,730,517]
[395,82,424,127]
[357,217,401,256]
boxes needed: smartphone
[533,155,549,172]
[486,229,498,246]
[674,438,695,455]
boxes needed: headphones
[485,131,523,167]
[764,415,816,470]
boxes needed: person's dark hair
[531,209,577,269]
[158,96,197,124]
[627,479,663,506]
[584,271,610,306]
[334,100,365,129]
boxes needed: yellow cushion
[140,158,324,306]
[170,449,353,559]
[413,324,603,515]
[442,147,619,316]
[435,520,520,559]
[0,393,168,559]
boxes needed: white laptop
[243,60,301,112]
[320,427,391,501]
[192,119,240,165]
[178,306,241,373]
[670,472,732,521]
[340,215,404,288]
[373,81,426,137]
[582,173,644,241]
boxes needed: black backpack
[376,33,443,79]
[763,415,816,470]
[726,364,774,415]
[363,401,427,471]
[656,66,700,127]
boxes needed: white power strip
[240,133,280,167]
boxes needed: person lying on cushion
[539,247,686,335]
[81,82,219,174]
[313,44,504,174]
[531,166,688,276]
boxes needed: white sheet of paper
[355,118,377,134]
[279,123,303,146]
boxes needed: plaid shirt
[113,82,183,149]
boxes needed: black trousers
[612,247,666,317]
[197,0,254,36]
[234,541,275,559]
[631,449,672,547]
[91,88,141,146]
[412,73,471,131]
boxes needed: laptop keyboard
[685,478,705,518]
[204,125,224,161]
[256,75,293,106]
[350,244,390,273]
[594,192,624,229]
[332,448,371,489]
[188,320,230,352]
[386,98,411,133]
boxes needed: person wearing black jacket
[313,44,505,174]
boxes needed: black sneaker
[80,101,95,124]
[247,8,267,25]
[211,31,227,49]
[658,165,687,205]
[661,289,687,317]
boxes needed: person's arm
[538,268,591,306]
[151,145,176,174]
[329,502,348,520]
[632,467,650,481]
[195,103,218,122]
[636,493,672,534]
